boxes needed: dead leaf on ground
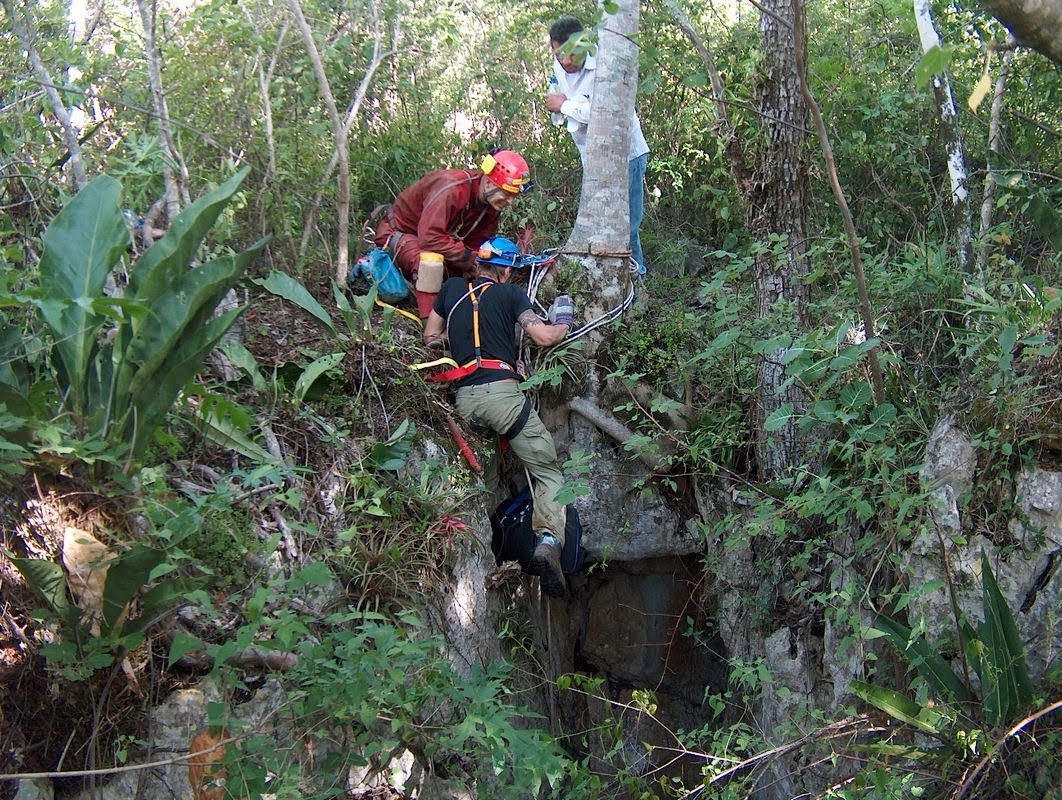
[61,527,112,634]
[189,727,230,800]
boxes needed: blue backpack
[489,488,585,575]
[347,247,409,303]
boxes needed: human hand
[546,93,567,113]
[548,295,574,328]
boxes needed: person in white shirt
[546,15,651,275]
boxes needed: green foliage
[192,573,584,799]
[849,553,1036,791]
[292,611,569,798]
[366,418,417,471]
[6,541,198,681]
[179,502,262,592]
[0,168,267,478]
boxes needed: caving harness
[411,279,519,383]
[410,277,533,444]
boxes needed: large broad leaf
[255,271,338,336]
[979,551,1033,725]
[122,258,243,390]
[126,307,247,465]
[122,577,202,637]
[870,616,970,702]
[332,282,359,335]
[100,544,167,634]
[190,403,280,465]
[294,353,345,405]
[37,176,130,410]
[367,418,416,471]
[5,552,82,633]
[122,168,250,307]
[113,168,251,370]
[850,680,944,735]
[0,318,30,393]
[115,241,264,410]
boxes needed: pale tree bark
[2,0,88,189]
[565,0,640,326]
[750,0,811,481]
[913,0,974,273]
[976,37,1017,279]
[979,0,1062,66]
[66,0,89,131]
[664,0,814,477]
[290,0,398,282]
[136,0,189,238]
[297,7,398,264]
[290,0,350,285]
[244,13,291,241]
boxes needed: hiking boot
[531,534,566,599]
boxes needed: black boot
[530,534,566,599]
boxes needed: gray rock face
[570,415,703,561]
[911,418,1062,682]
[13,780,53,800]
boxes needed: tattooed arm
[518,309,569,347]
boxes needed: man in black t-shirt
[423,237,574,598]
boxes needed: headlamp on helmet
[475,236,524,268]
[481,150,531,194]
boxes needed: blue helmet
[476,236,523,268]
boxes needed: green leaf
[367,418,416,471]
[168,630,204,667]
[980,551,1033,724]
[294,353,345,405]
[219,339,267,392]
[872,615,970,702]
[101,544,166,633]
[255,270,337,336]
[332,281,359,334]
[914,45,952,87]
[850,680,943,735]
[123,168,250,305]
[118,254,247,404]
[126,307,247,465]
[38,176,130,411]
[292,561,333,588]
[764,402,795,432]
[128,578,200,635]
[6,553,81,632]
[190,403,279,465]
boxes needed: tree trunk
[2,0,88,189]
[976,38,1017,279]
[136,0,189,237]
[913,0,974,274]
[565,0,640,326]
[290,0,397,282]
[979,0,1062,66]
[289,0,350,285]
[750,0,811,481]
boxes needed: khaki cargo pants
[455,379,567,544]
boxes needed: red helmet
[481,150,531,194]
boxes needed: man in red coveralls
[373,150,532,318]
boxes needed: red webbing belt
[425,358,516,383]
[426,280,515,383]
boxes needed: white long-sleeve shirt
[551,54,649,164]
